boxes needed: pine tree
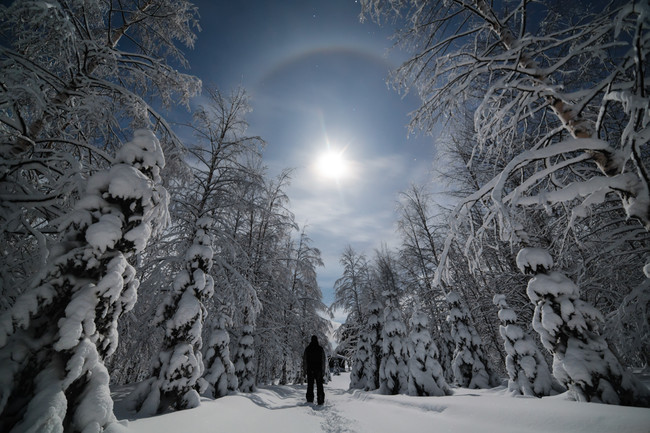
[201,307,238,398]
[349,329,370,390]
[350,313,375,391]
[377,250,408,395]
[446,291,496,388]
[234,319,257,392]
[0,130,168,432]
[130,216,215,415]
[363,300,383,391]
[437,321,457,385]
[493,293,557,397]
[407,310,451,396]
[518,248,649,406]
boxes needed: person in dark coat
[303,335,326,405]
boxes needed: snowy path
[115,373,650,433]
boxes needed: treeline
[331,0,649,407]
[0,1,327,432]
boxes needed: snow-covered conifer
[362,299,383,391]
[446,291,497,388]
[0,130,168,432]
[131,216,215,415]
[407,310,451,396]
[437,321,456,384]
[493,294,556,397]
[379,288,408,395]
[201,307,238,398]
[234,316,257,392]
[349,329,370,389]
[518,248,649,406]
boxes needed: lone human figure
[303,335,326,405]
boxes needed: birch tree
[331,246,373,356]
[361,0,649,234]
[396,186,449,341]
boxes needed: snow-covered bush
[201,308,238,398]
[407,310,451,396]
[130,216,215,415]
[446,291,497,388]
[520,247,649,406]
[493,294,557,397]
[0,130,168,432]
[379,292,408,395]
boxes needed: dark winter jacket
[303,336,326,376]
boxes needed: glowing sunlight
[315,148,348,180]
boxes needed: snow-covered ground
[113,372,650,433]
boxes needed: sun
[316,149,348,180]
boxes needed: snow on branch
[0,129,168,432]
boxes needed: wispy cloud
[270,151,432,305]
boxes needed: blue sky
[177,0,439,306]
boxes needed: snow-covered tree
[446,291,497,389]
[331,246,374,358]
[349,324,371,390]
[362,299,383,391]
[379,298,408,395]
[282,228,328,384]
[201,307,238,398]
[407,310,451,397]
[362,0,649,229]
[518,248,649,406]
[130,216,214,415]
[376,250,408,395]
[0,129,168,432]
[360,0,650,372]
[0,0,199,159]
[396,186,452,352]
[606,277,650,367]
[0,0,200,308]
[437,321,457,385]
[493,294,557,397]
[234,310,257,392]
[227,168,328,387]
[332,247,371,322]
[106,86,265,386]
[395,184,497,382]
